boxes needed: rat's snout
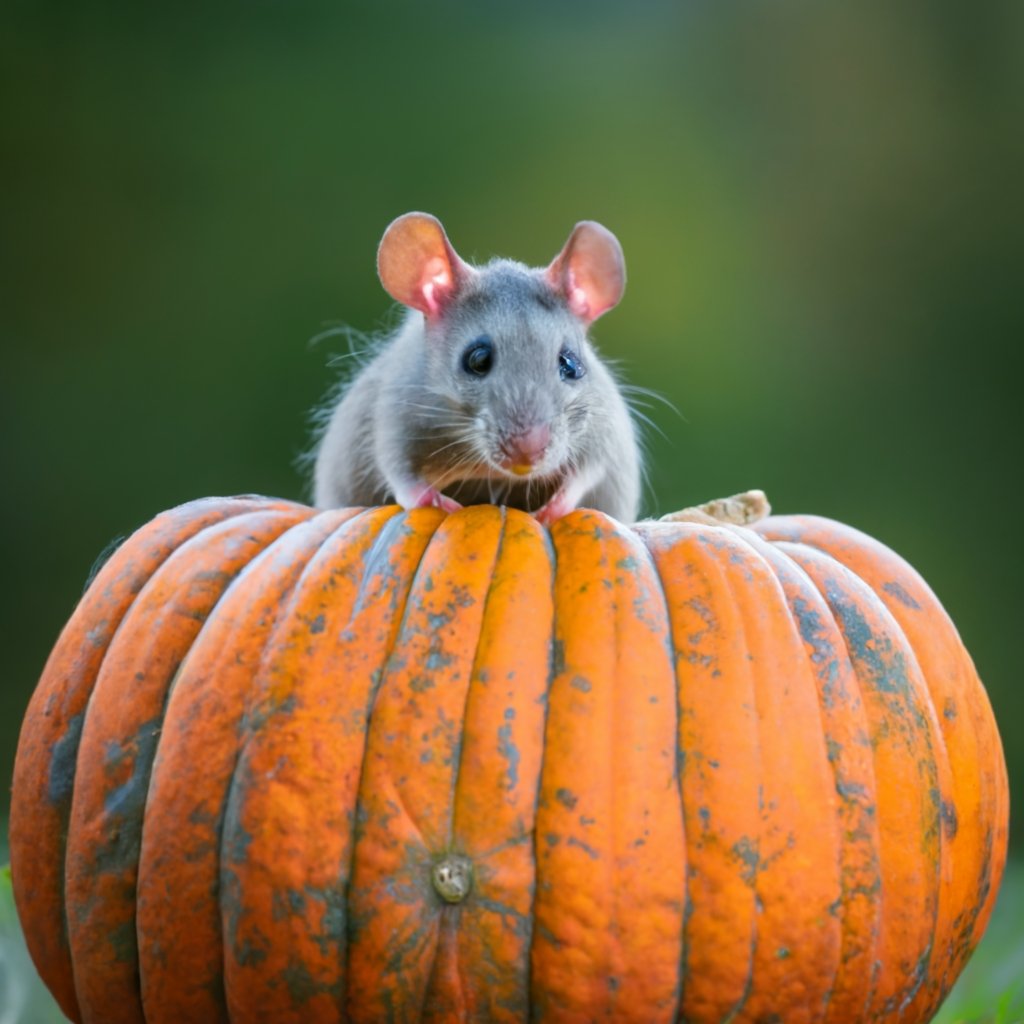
[499,424,551,475]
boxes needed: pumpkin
[10,495,1008,1024]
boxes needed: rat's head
[377,212,625,484]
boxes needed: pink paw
[413,487,462,514]
[535,493,576,526]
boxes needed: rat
[312,212,641,525]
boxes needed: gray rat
[312,212,641,524]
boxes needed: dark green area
[1,0,1021,863]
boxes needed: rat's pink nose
[500,424,551,473]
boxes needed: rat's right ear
[377,213,472,319]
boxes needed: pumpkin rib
[639,525,757,1020]
[420,506,510,1018]
[530,513,685,1022]
[11,495,306,1024]
[710,528,839,1022]
[775,540,946,1019]
[743,534,884,1021]
[703,526,846,1023]
[712,546,762,1024]
[758,515,1008,1006]
[635,526,688,1023]
[344,508,501,1021]
[761,524,966,1019]
[136,509,357,1024]
[340,509,454,1023]
[775,534,958,1022]
[521,518,559,1017]
[433,508,555,1022]
[217,506,418,1024]
[64,508,311,1024]
[216,507,373,977]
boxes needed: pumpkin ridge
[759,514,1009,1002]
[765,526,966,1020]
[776,540,946,1020]
[640,524,758,1020]
[65,507,310,1024]
[700,525,847,1022]
[340,510,452,869]
[342,507,480,1020]
[714,538,763,1024]
[136,509,353,1023]
[522,515,558,1018]
[794,540,954,1019]
[535,513,682,1020]
[421,505,509,1016]
[636,527,688,1023]
[201,510,355,1021]
[11,496,304,1024]
[739,533,876,1021]
[217,505,404,1022]
[443,505,509,850]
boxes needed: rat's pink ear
[545,221,625,323]
[377,212,472,318]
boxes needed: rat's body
[313,214,641,523]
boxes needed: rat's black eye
[461,336,494,377]
[559,346,585,381]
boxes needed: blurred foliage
[1,0,1021,861]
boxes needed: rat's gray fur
[313,258,641,521]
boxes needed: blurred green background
[1,0,1022,1017]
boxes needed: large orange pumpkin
[10,495,1008,1024]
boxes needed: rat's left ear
[545,221,626,323]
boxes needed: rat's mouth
[505,460,537,477]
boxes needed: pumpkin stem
[659,489,771,527]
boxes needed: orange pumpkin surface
[9,496,1008,1024]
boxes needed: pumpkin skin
[9,497,1008,1024]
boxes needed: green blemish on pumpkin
[497,708,520,790]
[425,649,454,671]
[555,787,578,810]
[474,895,531,937]
[551,639,566,676]
[570,676,591,693]
[566,836,600,860]
[281,959,343,1004]
[882,580,921,610]
[732,836,759,885]
[836,777,868,800]
[246,691,298,732]
[827,586,919,713]
[48,712,85,806]
[108,920,137,965]
[942,800,959,840]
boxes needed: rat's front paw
[413,487,462,513]
[534,493,576,526]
